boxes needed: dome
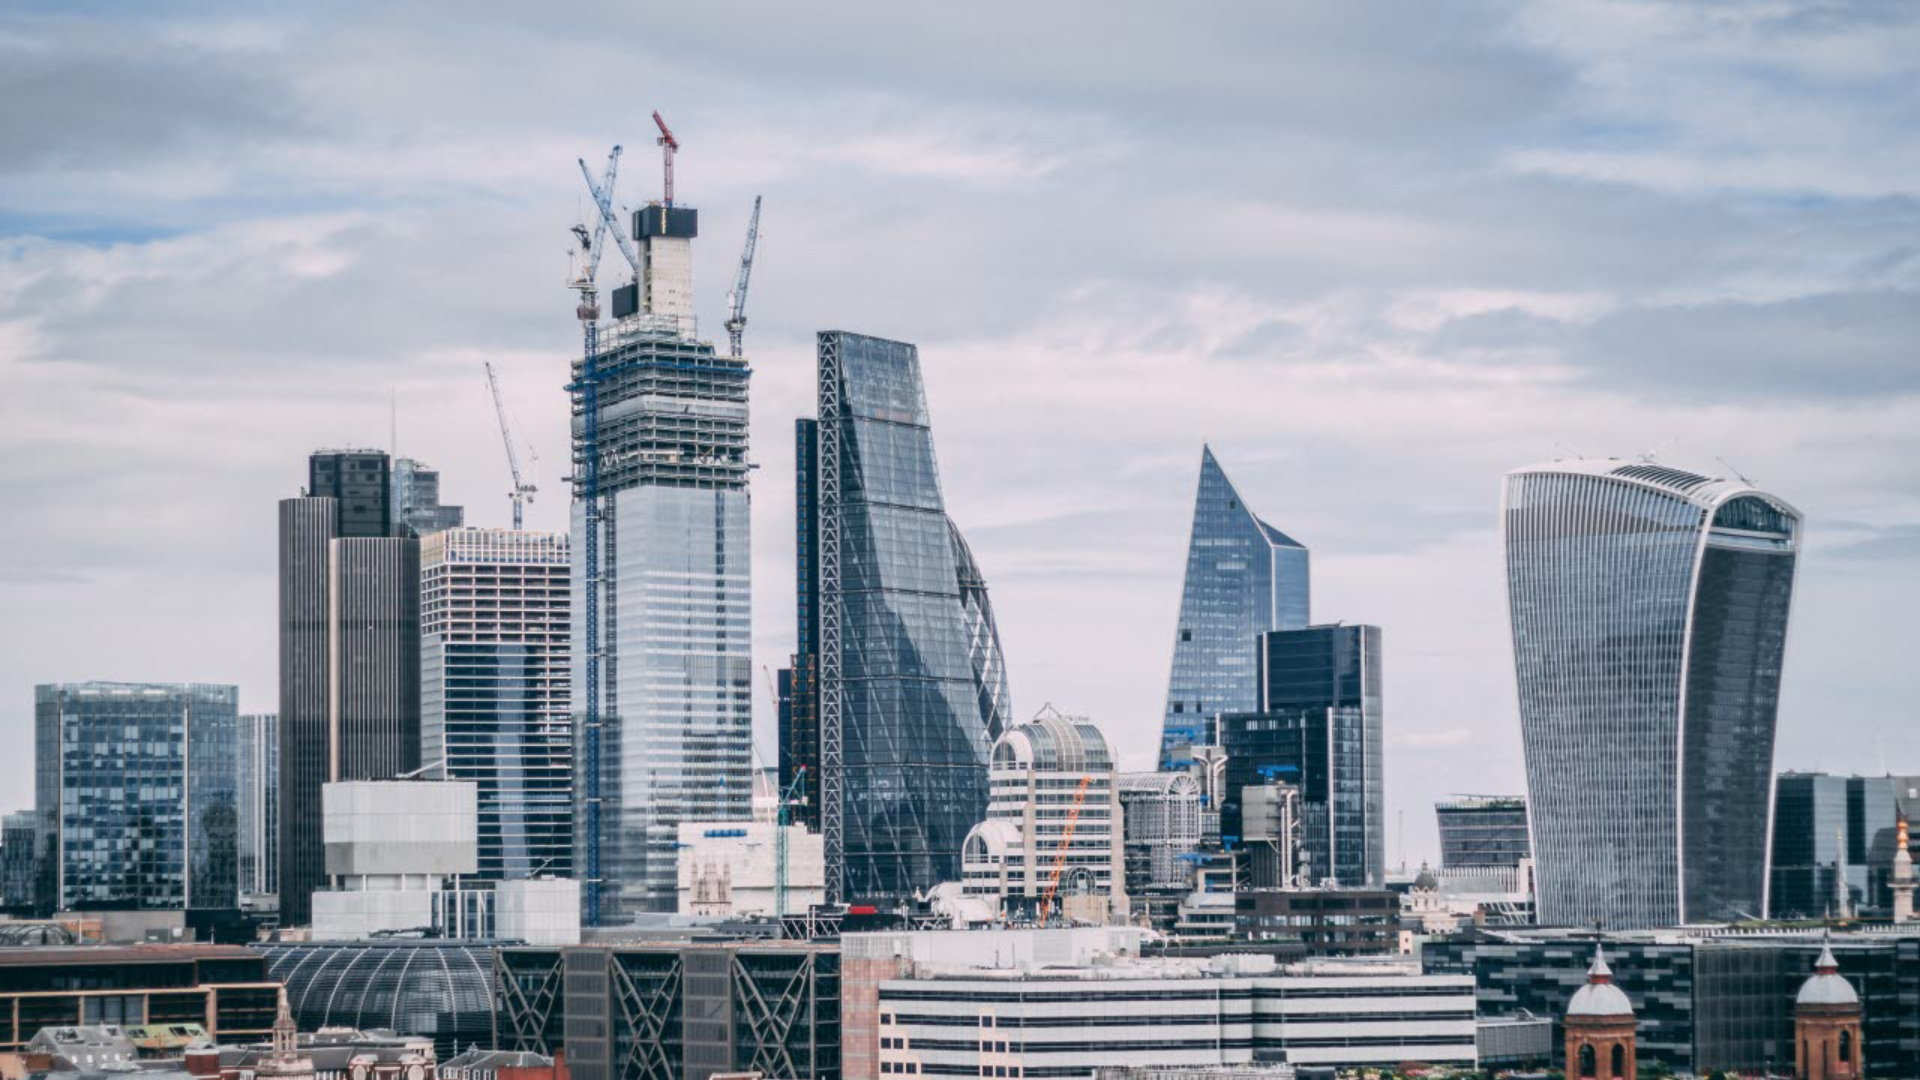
[991,708,1113,773]
[1567,946,1634,1018]
[1796,943,1859,1007]
[259,941,496,1057]
[1412,863,1439,891]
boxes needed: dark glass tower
[1159,447,1309,770]
[1217,624,1384,888]
[1504,460,1800,928]
[279,449,421,926]
[1436,796,1532,869]
[1769,773,1899,918]
[35,682,239,911]
[800,330,1011,903]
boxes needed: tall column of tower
[1892,814,1915,923]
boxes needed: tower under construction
[569,119,754,921]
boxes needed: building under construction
[568,118,756,921]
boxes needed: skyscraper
[280,449,422,926]
[1159,447,1309,769]
[798,330,1011,903]
[570,184,753,920]
[35,682,239,911]
[392,457,465,537]
[1503,459,1800,928]
[1217,624,1385,888]
[1770,773,1901,919]
[422,526,572,882]
[237,713,278,907]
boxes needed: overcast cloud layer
[4,1,1918,864]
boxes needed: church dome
[1567,946,1634,1018]
[1796,942,1859,1007]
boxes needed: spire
[1588,943,1613,984]
[1815,927,1839,974]
[271,987,298,1061]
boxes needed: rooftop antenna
[1715,456,1755,485]
[389,387,398,461]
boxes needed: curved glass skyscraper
[1503,460,1800,928]
[1159,447,1309,769]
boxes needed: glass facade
[1503,461,1799,928]
[391,456,465,538]
[1217,625,1385,887]
[811,331,1007,903]
[237,713,278,902]
[35,682,239,911]
[1159,447,1309,769]
[1769,773,1900,917]
[260,940,496,1056]
[1436,796,1532,869]
[423,528,573,883]
[571,325,753,919]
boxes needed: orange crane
[1036,775,1093,925]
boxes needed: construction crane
[1036,775,1093,926]
[566,145,625,927]
[724,196,762,359]
[483,362,537,530]
[578,152,640,279]
[775,767,808,918]
[652,110,680,206]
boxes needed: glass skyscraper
[35,682,240,911]
[570,193,753,920]
[423,527,573,883]
[1436,795,1532,869]
[797,330,1011,903]
[236,713,278,905]
[1159,447,1309,769]
[1503,460,1800,928]
[1217,625,1385,888]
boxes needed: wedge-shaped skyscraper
[793,331,1011,903]
[1503,460,1800,928]
[1159,447,1309,769]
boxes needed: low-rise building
[0,945,279,1052]
[842,926,1475,1080]
[1235,889,1399,956]
[675,820,825,917]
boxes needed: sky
[3,1,1918,866]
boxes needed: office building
[1159,447,1309,769]
[280,449,423,927]
[1234,888,1399,956]
[1,811,51,916]
[795,331,1011,904]
[676,818,826,917]
[1422,927,1920,1077]
[262,939,498,1057]
[237,713,278,911]
[1771,772,1903,918]
[308,779,478,940]
[34,682,239,912]
[1217,625,1384,888]
[1436,795,1531,870]
[844,926,1475,1079]
[421,527,572,882]
[1503,460,1800,929]
[494,941,841,1080]
[0,944,278,1051]
[570,178,753,924]
[960,711,1127,922]
[1117,772,1204,895]
[392,457,465,537]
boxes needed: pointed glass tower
[1158,447,1309,769]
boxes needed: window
[1579,1044,1596,1078]
[1840,1030,1853,1064]
[1610,1044,1625,1076]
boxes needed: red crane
[1037,775,1093,926]
[652,110,680,206]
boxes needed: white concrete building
[674,820,825,917]
[847,926,1476,1079]
[312,779,481,939]
[961,710,1127,923]
[1116,772,1203,894]
[496,877,581,944]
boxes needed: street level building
[1217,625,1384,888]
[35,682,239,913]
[570,176,753,923]
[792,331,1010,904]
[280,449,423,927]
[421,527,572,883]
[0,944,278,1051]
[1503,460,1800,929]
[1159,448,1309,769]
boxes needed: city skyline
[3,4,1917,869]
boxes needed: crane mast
[652,110,679,206]
[1037,775,1093,925]
[725,195,762,359]
[484,362,537,530]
